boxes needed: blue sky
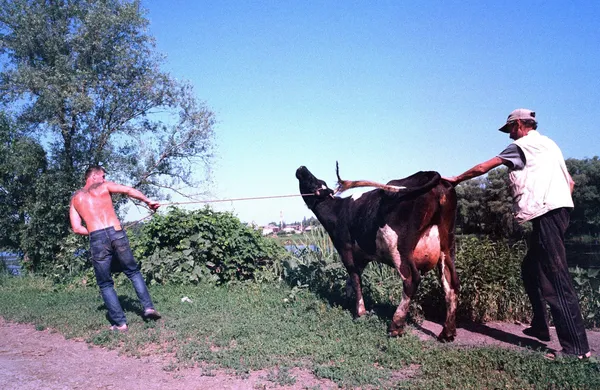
[138,1,599,225]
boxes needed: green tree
[455,177,486,235]
[481,167,521,238]
[455,167,524,239]
[0,0,215,268]
[302,216,320,227]
[567,157,600,237]
[0,112,47,251]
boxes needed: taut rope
[123,192,314,229]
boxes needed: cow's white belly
[413,225,440,271]
[371,224,440,273]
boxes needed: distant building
[260,224,281,236]
[261,228,274,236]
[258,221,319,236]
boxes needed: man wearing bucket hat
[444,109,591,360]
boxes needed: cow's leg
[435,182,459,342]
[389,258,420,337]
[376,225,419,337]
[438,249,458,342]
[348,271,367,317]
[340,250,367,317]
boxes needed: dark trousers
[90,227,155,325]
[521,208,589,355]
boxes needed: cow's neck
[312,198,339,231]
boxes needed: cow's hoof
[437,333,455,343]
[387,329,405,338]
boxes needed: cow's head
[296,166,334,209]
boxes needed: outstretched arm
[105,182,160,211]
[443,156,505,186]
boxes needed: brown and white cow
[296,164,459,341]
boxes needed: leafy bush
[130,207,284,285]
[571,267,600,328]
[452,236,530,322]
[50,233,93,284]
[281,227,347,300]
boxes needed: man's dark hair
[520,119,538,130]
[85,165,106,180]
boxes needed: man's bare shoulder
[71,188,86,201]
[72,183,111,200]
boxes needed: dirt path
[1,317,598,390]
[415,319,600,354]
[0,317,337,390]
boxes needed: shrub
[571,267,600,328]
[452,236,529,322]
[47,233,93,284]
[130,206,284,285]
[281,227,347,300]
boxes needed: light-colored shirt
[497,143,525,170]
[507,130,573,222]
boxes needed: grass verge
[0,275,599,389]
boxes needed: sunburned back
[72,183,121,232]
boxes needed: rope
[123,192,314,229]
[160,193,314,206]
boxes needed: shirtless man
[70,165,161,332]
